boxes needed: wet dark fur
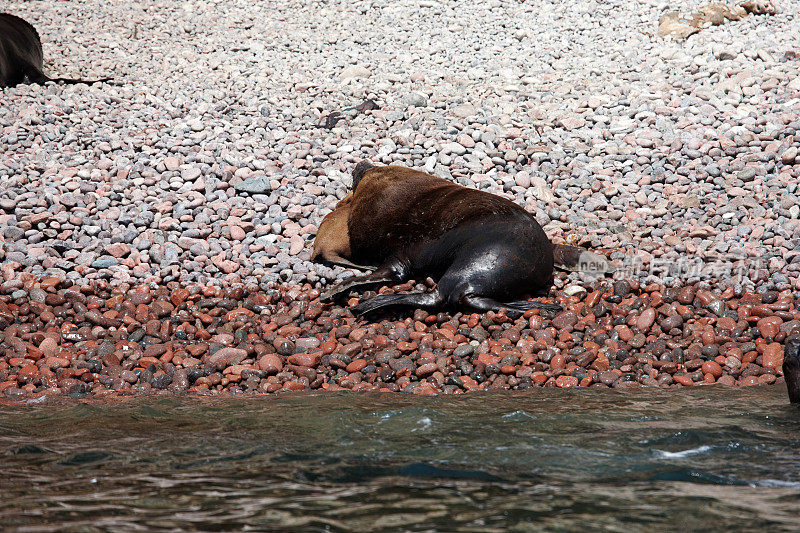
[0,13,110,88]
[783,336,800,403]
[318,164,559,317]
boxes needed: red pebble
[739,376,760,387]
[762,343,783,371]
[555,375,579,388]
[701,361,723,378]
[287,353,320,367]
[346,359,368,373]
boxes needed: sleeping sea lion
[313,162,562,317]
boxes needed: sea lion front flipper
[322,257,377,271]
[320,266,399,303]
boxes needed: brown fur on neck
[311,193,362,268]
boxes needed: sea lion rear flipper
[351,290,444,315]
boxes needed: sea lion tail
[552,244,581,271]
[352,160,374,192]
[552,244,613,275]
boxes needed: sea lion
[0,13,111,88]
[313,162,561,317]
[783,336,800,403]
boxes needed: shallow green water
[1,386,799,532]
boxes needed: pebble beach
[1,0,799,398]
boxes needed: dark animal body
[313,163,560,316]
[784,336,800,403]
[0,13,110,88]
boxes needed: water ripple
[1,386,798,531]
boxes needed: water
[1,386,799,532]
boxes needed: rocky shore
[1,0,799,398]
[0,276,794,398]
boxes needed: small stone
[441,142,467,156]
[181,167,202,181]
[207,347,247,370]
[551,311,579,330]
[339,65,371,80]
[346,359,368,373]
[451,104,476,118]
[557,117,585,131]
[105,243,130,258]
[91,259,118,269]
[706,300,726,316]
[17,364,40,383]
[614,280,631,297]
[762,343,782,371]
[617,325,634,342]
[454,344,474,357]
[289,236,304,255]
[258,354,284,375]
[403,92,427,107]
[39,338,59,358]
[288,353,320,367]
[564,285,586,297]
[514,173,531,188]
[555,375,579,387]
[738,168,756,182]
[678,286,695,304]
[234,176,272,194]
[661,315,683,330]
[164,157,180,171]
[757,317,782,339]
[636,308,656,331]
[701,360,723,378]
[782,146,798,165]
[230,226,246,241]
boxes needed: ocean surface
[2,386,799,531]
